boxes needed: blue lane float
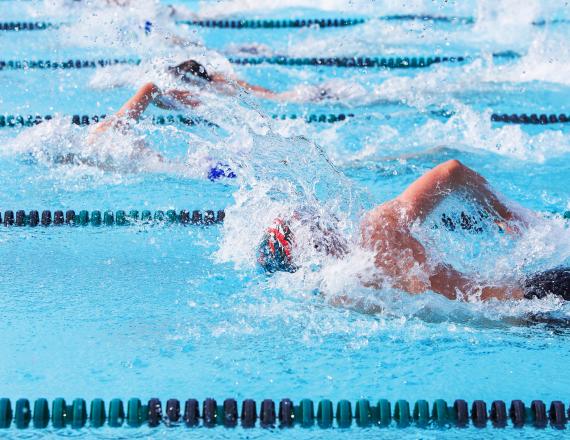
[0,397,568,429]
[0,210,225,227]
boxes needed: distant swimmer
[51,81,232,179]
[166,59,283,101]
[257,159,570,302]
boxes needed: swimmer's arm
[211,73,279,100]
[154,89,201,109]
[429,264,524,301]
[94,83,199,134]
[397,159,526,225]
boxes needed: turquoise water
[0,0,570,437]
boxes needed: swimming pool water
[1,0,570,438]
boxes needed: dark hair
[169,60,212,82]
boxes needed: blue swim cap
[208,162,237,181]
[257,219,297,273]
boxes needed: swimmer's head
[169,60,212,83]
[257,210,348,273]
[257,218,297,273]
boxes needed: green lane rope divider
[0,58,141,71]
[0,112,354,129]
[491,113,570,125]
[0,209,225,227]
[0,397,568,429]
[229,55,466,68]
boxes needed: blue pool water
[0,0,570,438]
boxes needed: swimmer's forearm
[234,80,278,99]
[429,264,524,301]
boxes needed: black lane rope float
[491,113,570,125]
[0,209,225,227]
[0,397,569,429]
[0,113,354,129]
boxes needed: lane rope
[0,56,460,70]
[0,113,354,128]
[491,113,570,125]
[0,51,520,72]
[5,112,570,129]
[0,209,225,226]
[1,209,567,228]
[0,58,140,70]
[4,15,565,31]
[0,397,567,429]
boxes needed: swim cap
[257,219,297,273]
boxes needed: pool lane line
[5,112,570,129]
[1,210,568,228]
[491,113,570,125]
[0,17,470,32]
[5,15,565,32]
[0,52,521,72]
[0,114,218,128]
[0,397,567,429]
[0,113,354,128]
[0,56,446,70]
[178,16,570,28]
[0,58,140,70]
[0,209,225,227]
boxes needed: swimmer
[78,82,235,179]
[167,59,282,100]
[258,159,570,302]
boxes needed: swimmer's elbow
[140,82,160,95]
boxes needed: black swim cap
[169,60,212,82]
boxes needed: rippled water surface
[0,0,569,438]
